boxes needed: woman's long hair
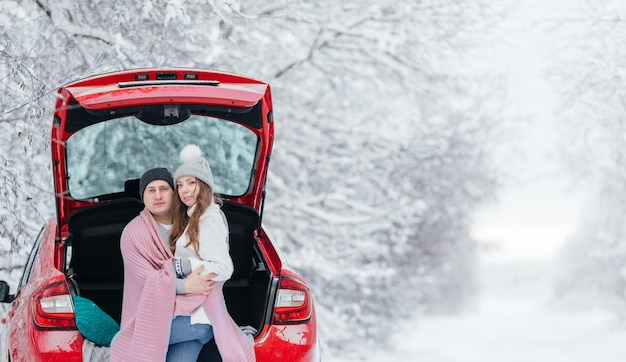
[170,179,223,256]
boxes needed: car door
[4,226,44,356]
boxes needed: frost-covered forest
[549,2,626,317]
[2,0,626,359]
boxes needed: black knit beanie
[139,168,175,200]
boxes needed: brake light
[156,72,177,80]
[32,281,76,330]
[272,276,312,324]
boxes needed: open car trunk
[63,196,271,333]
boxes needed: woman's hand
[183,265,218,295]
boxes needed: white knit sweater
[174,202,234,324]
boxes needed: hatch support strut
[257,155,270,237]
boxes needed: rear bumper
[254,322,319,361]
[9,329,83,362]
[9,324,320,361]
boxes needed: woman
[168,144,256,362]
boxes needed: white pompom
[179,144,202,163]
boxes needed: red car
[0,69,319,361]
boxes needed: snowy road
[327,262,626,362]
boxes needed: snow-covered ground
[327,261,626,362]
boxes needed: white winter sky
[471,0,587,263]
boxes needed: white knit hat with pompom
[173,144,214,189]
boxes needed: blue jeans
[166,315,214,362]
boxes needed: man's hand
[183,265,218,295]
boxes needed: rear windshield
[65,114,258,199]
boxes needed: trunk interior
[63,195,271,334]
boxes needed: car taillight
[32,281,76,330]
[272,276,312,324]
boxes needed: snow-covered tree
[547,0,626,314]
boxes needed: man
[111,168,220,361]
[141,167,176,224]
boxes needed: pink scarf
[111,209,255,362]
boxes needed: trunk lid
[51,68,274,234]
